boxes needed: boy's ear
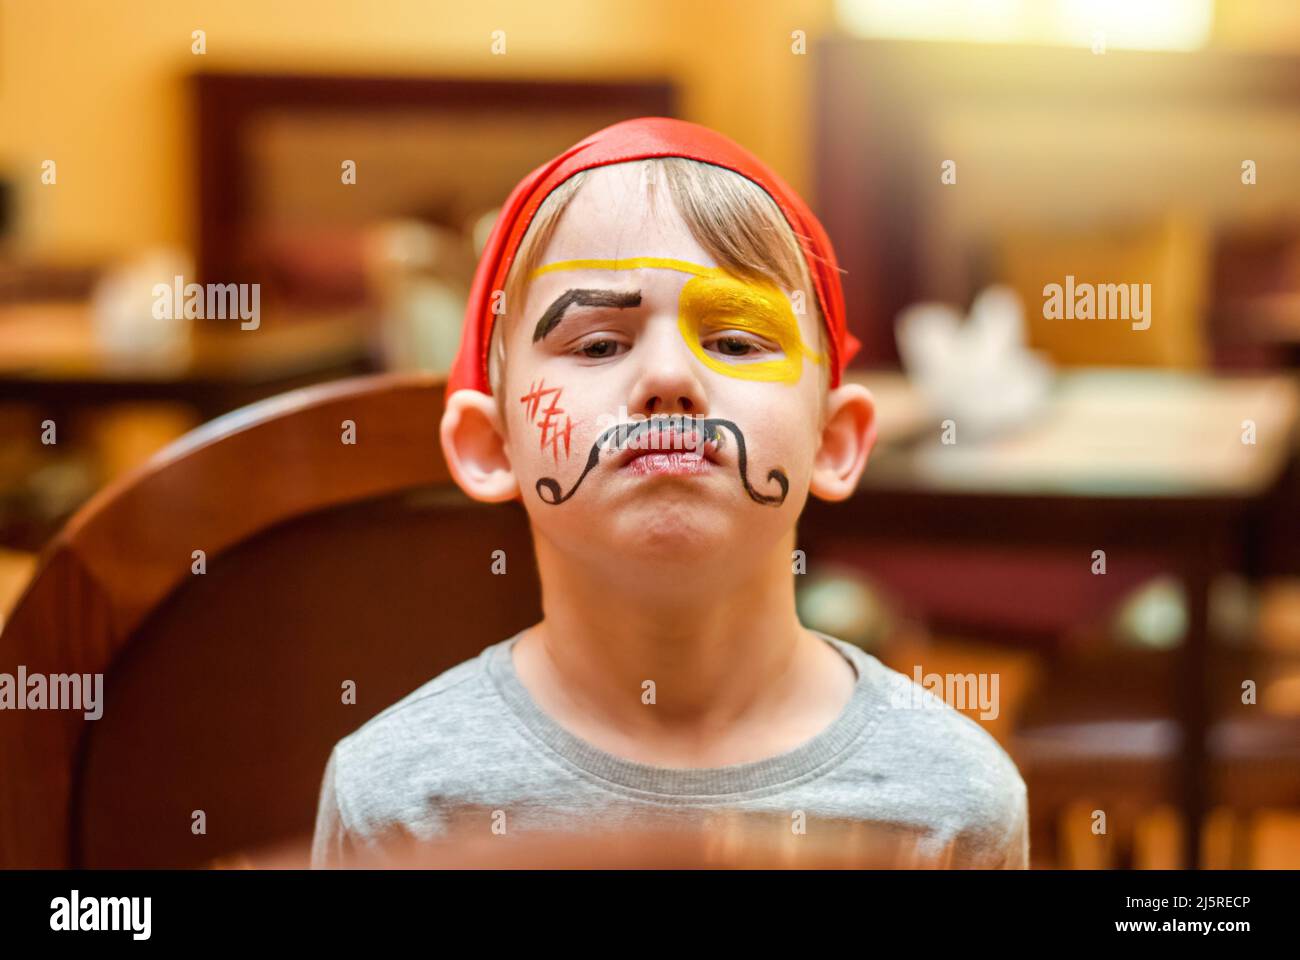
[809,383,876,502]
[440,389,520,503]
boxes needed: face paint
[519,377,574,463]
[534,414,788,507]
[528,258,823,384]
[677,272,814,384]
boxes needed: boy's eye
[704,332,777,358]
[576,337,625,359]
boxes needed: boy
[311,117,1028,868]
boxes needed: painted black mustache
[535,415,788,507]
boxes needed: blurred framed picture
[194,72,676,308]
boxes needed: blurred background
[1,0,1299,869]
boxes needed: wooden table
[0,302,379,420]
[801,368,1300,867]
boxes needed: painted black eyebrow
[533,289,642,343]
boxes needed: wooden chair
[0,372,541,867]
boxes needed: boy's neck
[513,529,851,762]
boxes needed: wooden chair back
[0,372,540,866]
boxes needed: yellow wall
[0,0,833,265]
[7,0,1299,267]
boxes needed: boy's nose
[626,319,708,418]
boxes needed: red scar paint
[519,378,574,463]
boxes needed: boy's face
[495,163,832,565]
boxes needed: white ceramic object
[895,285,1054,441]
[90,248,194,367]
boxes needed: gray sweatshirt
[311,630,1029,868]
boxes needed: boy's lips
[613,428,722,470]
[622,450,715,477]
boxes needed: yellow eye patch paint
[527,257,823,384]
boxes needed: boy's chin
[588,506,758,562]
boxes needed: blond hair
[488,157,831,428]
